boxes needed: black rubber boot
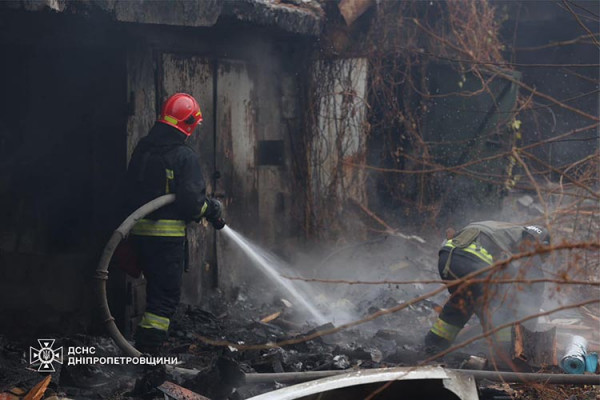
[424,331,452,355]
[134,327,167,355]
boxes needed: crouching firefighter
[125,93,225,354]
[424,221,550,355]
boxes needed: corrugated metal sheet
[245,366,479,400]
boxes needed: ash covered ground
[0,290,467,400]
[1,194,598,399]
[170,232,463,398]
[0,235,476,399]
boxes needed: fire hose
[95,195,600,387]
[94,194,176,357]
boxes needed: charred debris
[0,0,599,399]
[1,278,599,400]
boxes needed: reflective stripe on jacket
[139,311,170,331]
[430,317,462,342]
[131,219,186,237]
[443,239,494,265]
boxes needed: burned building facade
[0,0,597,342]
[0,0,325,336]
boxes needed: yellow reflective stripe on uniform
[139,312,170,331]
[444,240,493,265]
[430,318,461,342]
[131,219,186,237]
[163,115,178,125]
[165,169,174,193]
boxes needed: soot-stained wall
[0,9,128,336]
[0,5,316,337]
[122,22,312,334]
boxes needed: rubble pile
[0,192,598,399]
[165,290,442,397]
[0,289,446,399]
[0,283,598,399]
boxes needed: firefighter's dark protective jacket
[125,122,209,350]
[441,220,534,269]
[126,122,208,236]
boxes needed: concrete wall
[307,58,369,237]
[312,58,369,206]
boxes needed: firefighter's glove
[211,217,226,230]
[205,198,226,230]
[205,198,222,220]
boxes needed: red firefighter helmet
[158,93,203,136]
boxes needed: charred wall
[120,21,314,335]
[0,8,128,336]
[0,3,318,337]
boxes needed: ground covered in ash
[0,288,597,400]
[0,293,443,400]
[164,285,448,399]
[1,193,598,399]
[0,292,470,400]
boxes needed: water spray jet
[96,195,328,358]
[221,225,328,325]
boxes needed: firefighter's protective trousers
[427,245,512,348]
[132,234,186,349]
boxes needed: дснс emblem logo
[30,339,63,372]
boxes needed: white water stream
[221,225,328,325]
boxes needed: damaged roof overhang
[3,0,324,36]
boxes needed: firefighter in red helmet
[125,93,224,354]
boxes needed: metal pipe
[461,369,600,385]
[242,368,600,386]
[94,194,176,357]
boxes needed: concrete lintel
[222,0,324,36]
[3,0,323,35]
